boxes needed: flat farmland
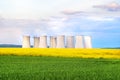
[0,48,120,58]
[0,48,120,80]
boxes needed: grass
[0,55,120,80]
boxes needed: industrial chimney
[22,36,30,48]
[33,37,40,48]
[39,36,47,48]
[75,36,84,48]
[50,36,56,48]
[66,36,74,48]
[56,35,65,48]
[84,36,92,48]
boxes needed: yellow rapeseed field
[0,48,120,58]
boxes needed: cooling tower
[50,36,56,48]
[56,35,65,48]
[75,36,84,48]
[84,36,92,48]
[22,36,30,48]
[66,36,74,48]
[39,36,47,48]
[33,37,40,48]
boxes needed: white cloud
[0,0,120,48]
[0,0,115,19]
[93,2,120,11]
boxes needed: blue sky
[0,0,120,48]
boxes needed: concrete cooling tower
[66,36,74,48]
[50,36,56,48]
[39,36,47,48]
[22,36,30,48]
[84,36,92,48]
[75,36,84,48]
[56,35,65,48]
[33,37,40,48]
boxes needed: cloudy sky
[0,0,120,48]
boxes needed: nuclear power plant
[50,36,57,48]
[22,36,30,48]
[66,36,74,48]
[84,36,92,48]
[56,35,65,48]
[39,36,47,48]
[75,36,84,48]
[22,35,92,48]
[33,37,39,48]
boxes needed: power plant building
[84,36,92,48]
[66,36,74,48]
[56,35,65,48]
[39,36,47,48]
[75,36,84,48]
[22,36,30,48]
[50,36,56,48]
[33,37,39,48]
[22,35,93,48]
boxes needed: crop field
[0,48,120,58]
[0,48,120,80]
[0,55,120,80]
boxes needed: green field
[0,55,120,80]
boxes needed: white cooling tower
[56,35,65,48]
[50,36,56,48]
[84,36,92,48]
[66,36,74,48]
[75,36,84,48]
[33,37,40,48]
[39,36,47,48]
[22,36,30,48]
